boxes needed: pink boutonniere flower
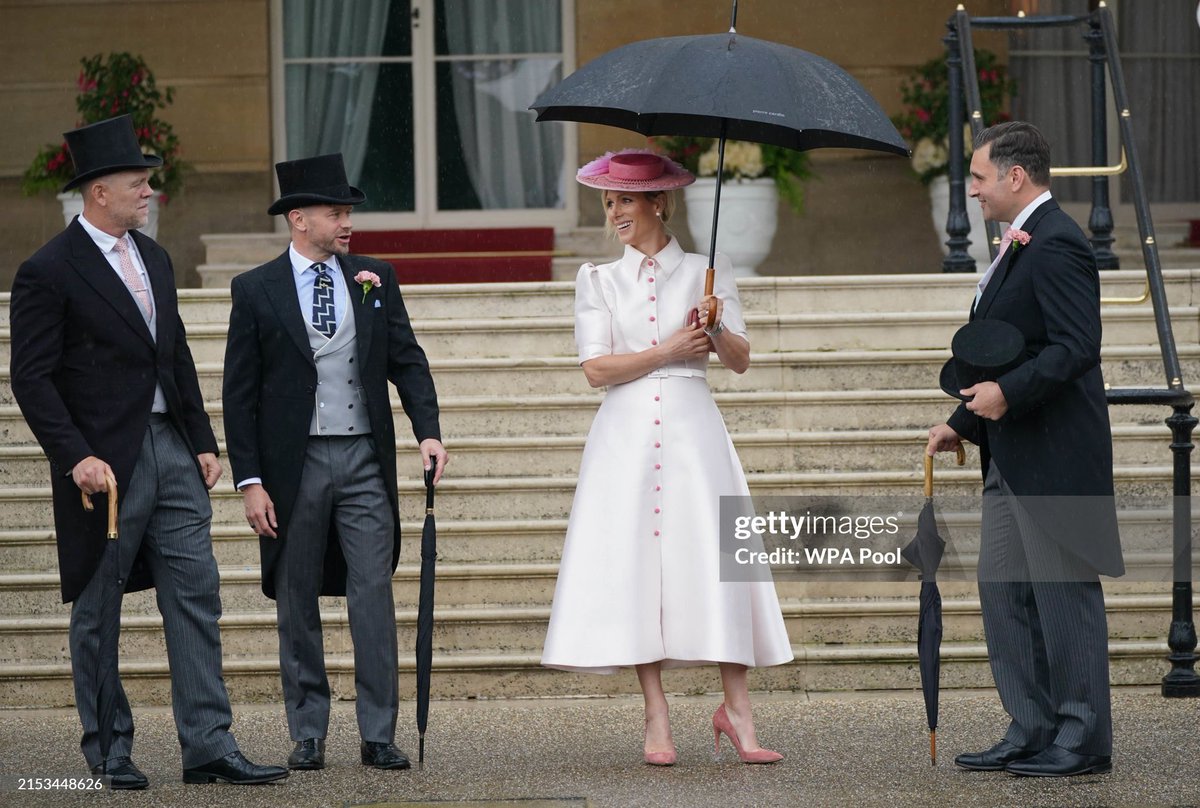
[1006,227,1032,252]
[354,270,381,303]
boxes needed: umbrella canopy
[900,449,963,766]
[530,32,910,156]
[530,4,907,324]
[415,464,438,769]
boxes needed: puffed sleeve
[712,253,747,339]
[574,262,612,363]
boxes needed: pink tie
[975,229,1016,306]
[112,238,152,319]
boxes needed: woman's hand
[660,321,712,362]
[698,295,724,330]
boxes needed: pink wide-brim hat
[576,149,695,191]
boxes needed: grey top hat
[939,319,1027,402]
[269,153,367,215]
[62,115,162,193]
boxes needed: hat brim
[939,358,972,401]
[576,173,695,192]
[61,155,164,193]
[268,188,367,216]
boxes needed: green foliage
[651,135,814,215]
[891,49,1017,184]
[22,52,187,199]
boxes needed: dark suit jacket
[9,219,217,603]
[947,199,1122,577]
[222,251,440,599]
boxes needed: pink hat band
[576,148,695,192]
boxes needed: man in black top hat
[926,121,1121,778]
[222,153,446,771]
[9,115,288,787]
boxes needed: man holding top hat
[222,153,446,771]
[9,115,288,787]
[926,121,1122,777]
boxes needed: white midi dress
[541,237,794,674]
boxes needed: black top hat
[62,115,163,193]
[939,319,1027,401]
[268,153,367,215]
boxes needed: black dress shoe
[1006,744,1112,777]
[954,740,1040,771]
[91,756,149,790]
[360,741,411,770]
[287,738,325,770]
[182,751,289,784]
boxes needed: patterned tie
[311,263,336,337]
[974,229,1016,309]
[112,238,152,319]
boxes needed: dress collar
[621,236,685,276]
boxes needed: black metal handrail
[942,6,1198,697]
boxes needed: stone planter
[683,177,778,277]
[928,174,990,270]
[58,191,162,240]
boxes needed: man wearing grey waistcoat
[222,153,447,772]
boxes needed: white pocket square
[373,299,382,308]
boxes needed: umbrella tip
[419,735,425,769]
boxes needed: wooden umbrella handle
[924,445,967,498]
[80,474,119,540]
[703,267,717,328]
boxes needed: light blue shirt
[290,244,347,332]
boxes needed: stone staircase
[1,269,1199,708]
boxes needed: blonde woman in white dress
[542,149,793,766]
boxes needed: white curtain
[284,0,392,184]
[443,0,564,209]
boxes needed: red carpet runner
[351,228,555,284]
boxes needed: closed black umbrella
[81,476,120,760]
[415,464,437,769]
[901,448,963,766]
[530,0,908,326]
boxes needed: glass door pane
[283,0,415,212]
[433,0,566,212]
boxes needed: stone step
[2,342,1196,410]
[0,461,1189,537]
[6,306,1191,365]
[2,591,1187,667]
[0,518,571,574]
[0,636,1174,707]
[0,388,1186,450]
[7,268,1198,328]
[1,423,1193,487]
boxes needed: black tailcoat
[947,200,1123,577]
[9,219,217,602]
[221,252,440,598]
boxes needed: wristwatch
[703,321,725,337]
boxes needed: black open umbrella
[530,0,908,326]
[81,476,120,760]
[901,448,964,766]
[415,464,437,769]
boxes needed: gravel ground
[1,688,1198,807]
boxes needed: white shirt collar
[1009,190,1053,233]
[77,213,127,254]
[290,243,341,278]
[621,235,686,274]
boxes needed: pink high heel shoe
[712,703,783,764]
[643,720,677,766]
